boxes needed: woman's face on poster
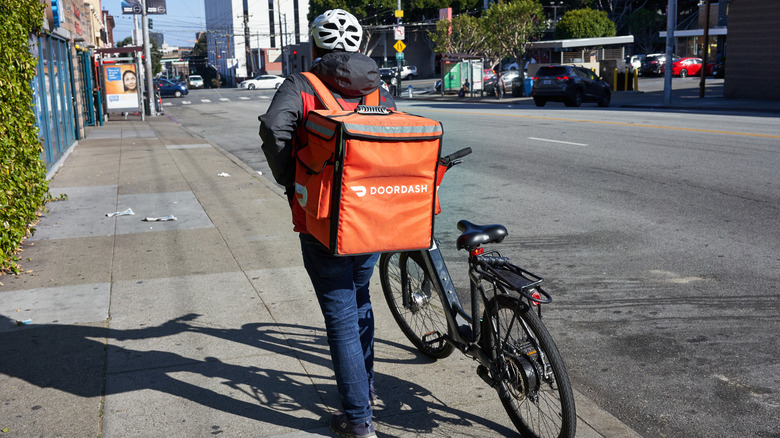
[123,71,137,92]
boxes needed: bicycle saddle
[456,220,508,251]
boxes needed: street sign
[393,40,406,53]
[394,26,405,40]
[395,52,404,62]
[395,10,404,18]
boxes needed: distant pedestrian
[495,72,505,100]
[459,79,469,97]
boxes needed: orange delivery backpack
[295,72,443,255]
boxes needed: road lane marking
[201,99,211,103]
[528,137,588,146]
[181,101,191,105]
[163,102,172,106]
[219,98,230,101]
[239,96,250,100]
[424,109,780,139]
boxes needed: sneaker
[368,385,384,410]
[329,412,376,438]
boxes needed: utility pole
[663,0,676,105]
[277,0,285,75]
[215,36,221,88]
[141,0,155,116]
[242,0,255,78]
[699,0,711,98]
[283,14,289,76]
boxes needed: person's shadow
[0,313,518,436]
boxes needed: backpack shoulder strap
[363,88,380,106]
[301,72,341,110]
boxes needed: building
[724,0,780,100]
[204,0,309,86]
[32,0,113,171]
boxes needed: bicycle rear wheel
[482,293,576,438]
[379,252,455,359]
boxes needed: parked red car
[660,57,718,77]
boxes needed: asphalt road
[164,87,780,438]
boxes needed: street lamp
[549,1,564,22]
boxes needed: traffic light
[293,50,298,60]
[149,19,153,29]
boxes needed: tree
[483,0,546,70]
[428,14,484,56]
[117,36,162,75]
[555,8,616,39]
[627,7,664,53]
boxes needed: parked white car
[239,75,285,90]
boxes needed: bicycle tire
[481,293,576,438]
[379,252,455,359]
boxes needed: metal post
[663,0,676,105]
[396,0,402,97]
[699,0,711,98]
[141,0,155,116]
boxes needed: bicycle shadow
[0,313,516,435]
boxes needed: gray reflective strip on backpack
[306,119,336,138]
[341,122,442,137]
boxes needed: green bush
[1,0,48,274]
[555,8,616,40]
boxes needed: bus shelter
[439,53,484,96]
[95,46,146,119]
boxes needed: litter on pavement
[142,215,177,222]
[106,208,134,217]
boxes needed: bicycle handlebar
[440,147,472,166]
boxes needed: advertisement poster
[121,0,167,15]
[103,64,140,110]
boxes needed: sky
[102,0,206,48]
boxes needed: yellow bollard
[624,67,629,91]
[634,70,639,91]
[613,68,617,91]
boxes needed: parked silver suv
[400,65,417,80]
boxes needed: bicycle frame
[408,240,497,368]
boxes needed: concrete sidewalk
[1,115,643,437]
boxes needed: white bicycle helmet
[310,9,362,52]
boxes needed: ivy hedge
[1,0,49,274]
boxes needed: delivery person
[259,8,396,438]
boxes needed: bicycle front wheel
[379,252,455,359]
[482,294,576,438]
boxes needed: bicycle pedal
[422,330,444,346]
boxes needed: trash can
[524,78,533,96]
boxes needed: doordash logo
[350,184,429,198]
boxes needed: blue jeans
[299,233,379,424]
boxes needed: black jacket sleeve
[259,76,304,189]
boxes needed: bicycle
[378,148,576,438]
